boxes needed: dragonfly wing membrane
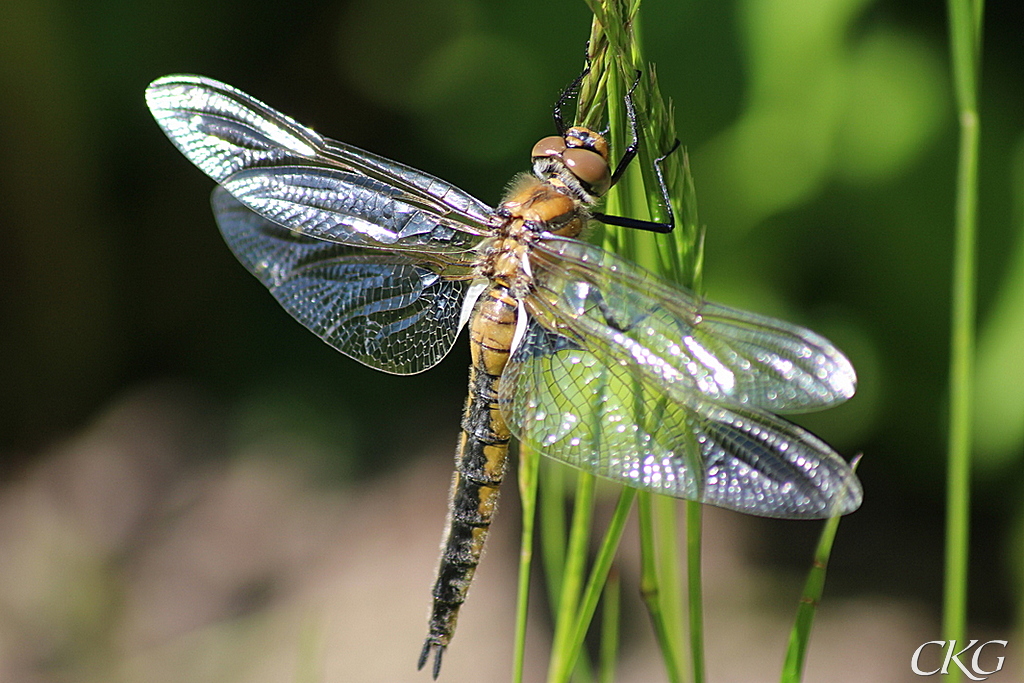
[221,165,483,252]
[501,318,862,518]
[214,188,470,374]
[686,301,856,412]
[501,320,704,500]
[146,75,325,183]
[529,236,857,413]
[146,75,494,252]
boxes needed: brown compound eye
[531,136,567,159]
[563,147,611,195]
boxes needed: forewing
[146,74,494,252]
[527,236,856,413]
[213,188,470,374]
[500,319,862,518]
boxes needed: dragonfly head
[531,126,611,204]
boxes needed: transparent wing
[501,319,862,518]
[213,188,471,374]
[146,74,495,253]
[526,236,856,413]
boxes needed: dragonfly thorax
[498,174,588,240]
[484,170,593,299]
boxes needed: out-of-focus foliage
[0,0,1022,656]
[700,0,946,230]
[973,137,1024,469]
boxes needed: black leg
[607,70,643,188]
[555,60,682,234]
[592,137,681,234]
[553,47,593,135]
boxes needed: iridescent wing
[146,74,495,253]
[501,320,860,517]
[527,236,856,413]
[213,188,473,374]
[499,237,861,518]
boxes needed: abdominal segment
[420,286,516,675]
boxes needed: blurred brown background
[1,0,1022,680]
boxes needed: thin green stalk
[513,444,541,683]
[547,472,597,682]
[638,493,684,683]
[685,501,705,683]
[540,459,569,610]
[944,112,977,657]
[779,517,843,683]
[598,568,622,683]
[539,462,597,683]
[655,493,686,677]
[552,487,638,683]
[579,3,703,683]
[540,2,702,682]
[944,0,982,656]
[780,458,861,683]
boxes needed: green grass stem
[685,501,705,683]
[579,3,703,682]
[552,487,637,683]
[944,0,983,656]
[534,1,704,680]
[598,568,622,683]
[779,457,862,683]
[655,493,686,678]
[513,444,541,683]
[638,493,685,683]
[547,472,597,682]
[540,459,569,611]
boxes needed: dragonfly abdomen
[420,285,517,677]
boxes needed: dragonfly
[146,71,861,678]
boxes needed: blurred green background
[1,0,1022,679]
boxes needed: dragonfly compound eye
[562,147,611,196]
[531,136,568,159]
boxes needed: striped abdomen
[419,284,517,677]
